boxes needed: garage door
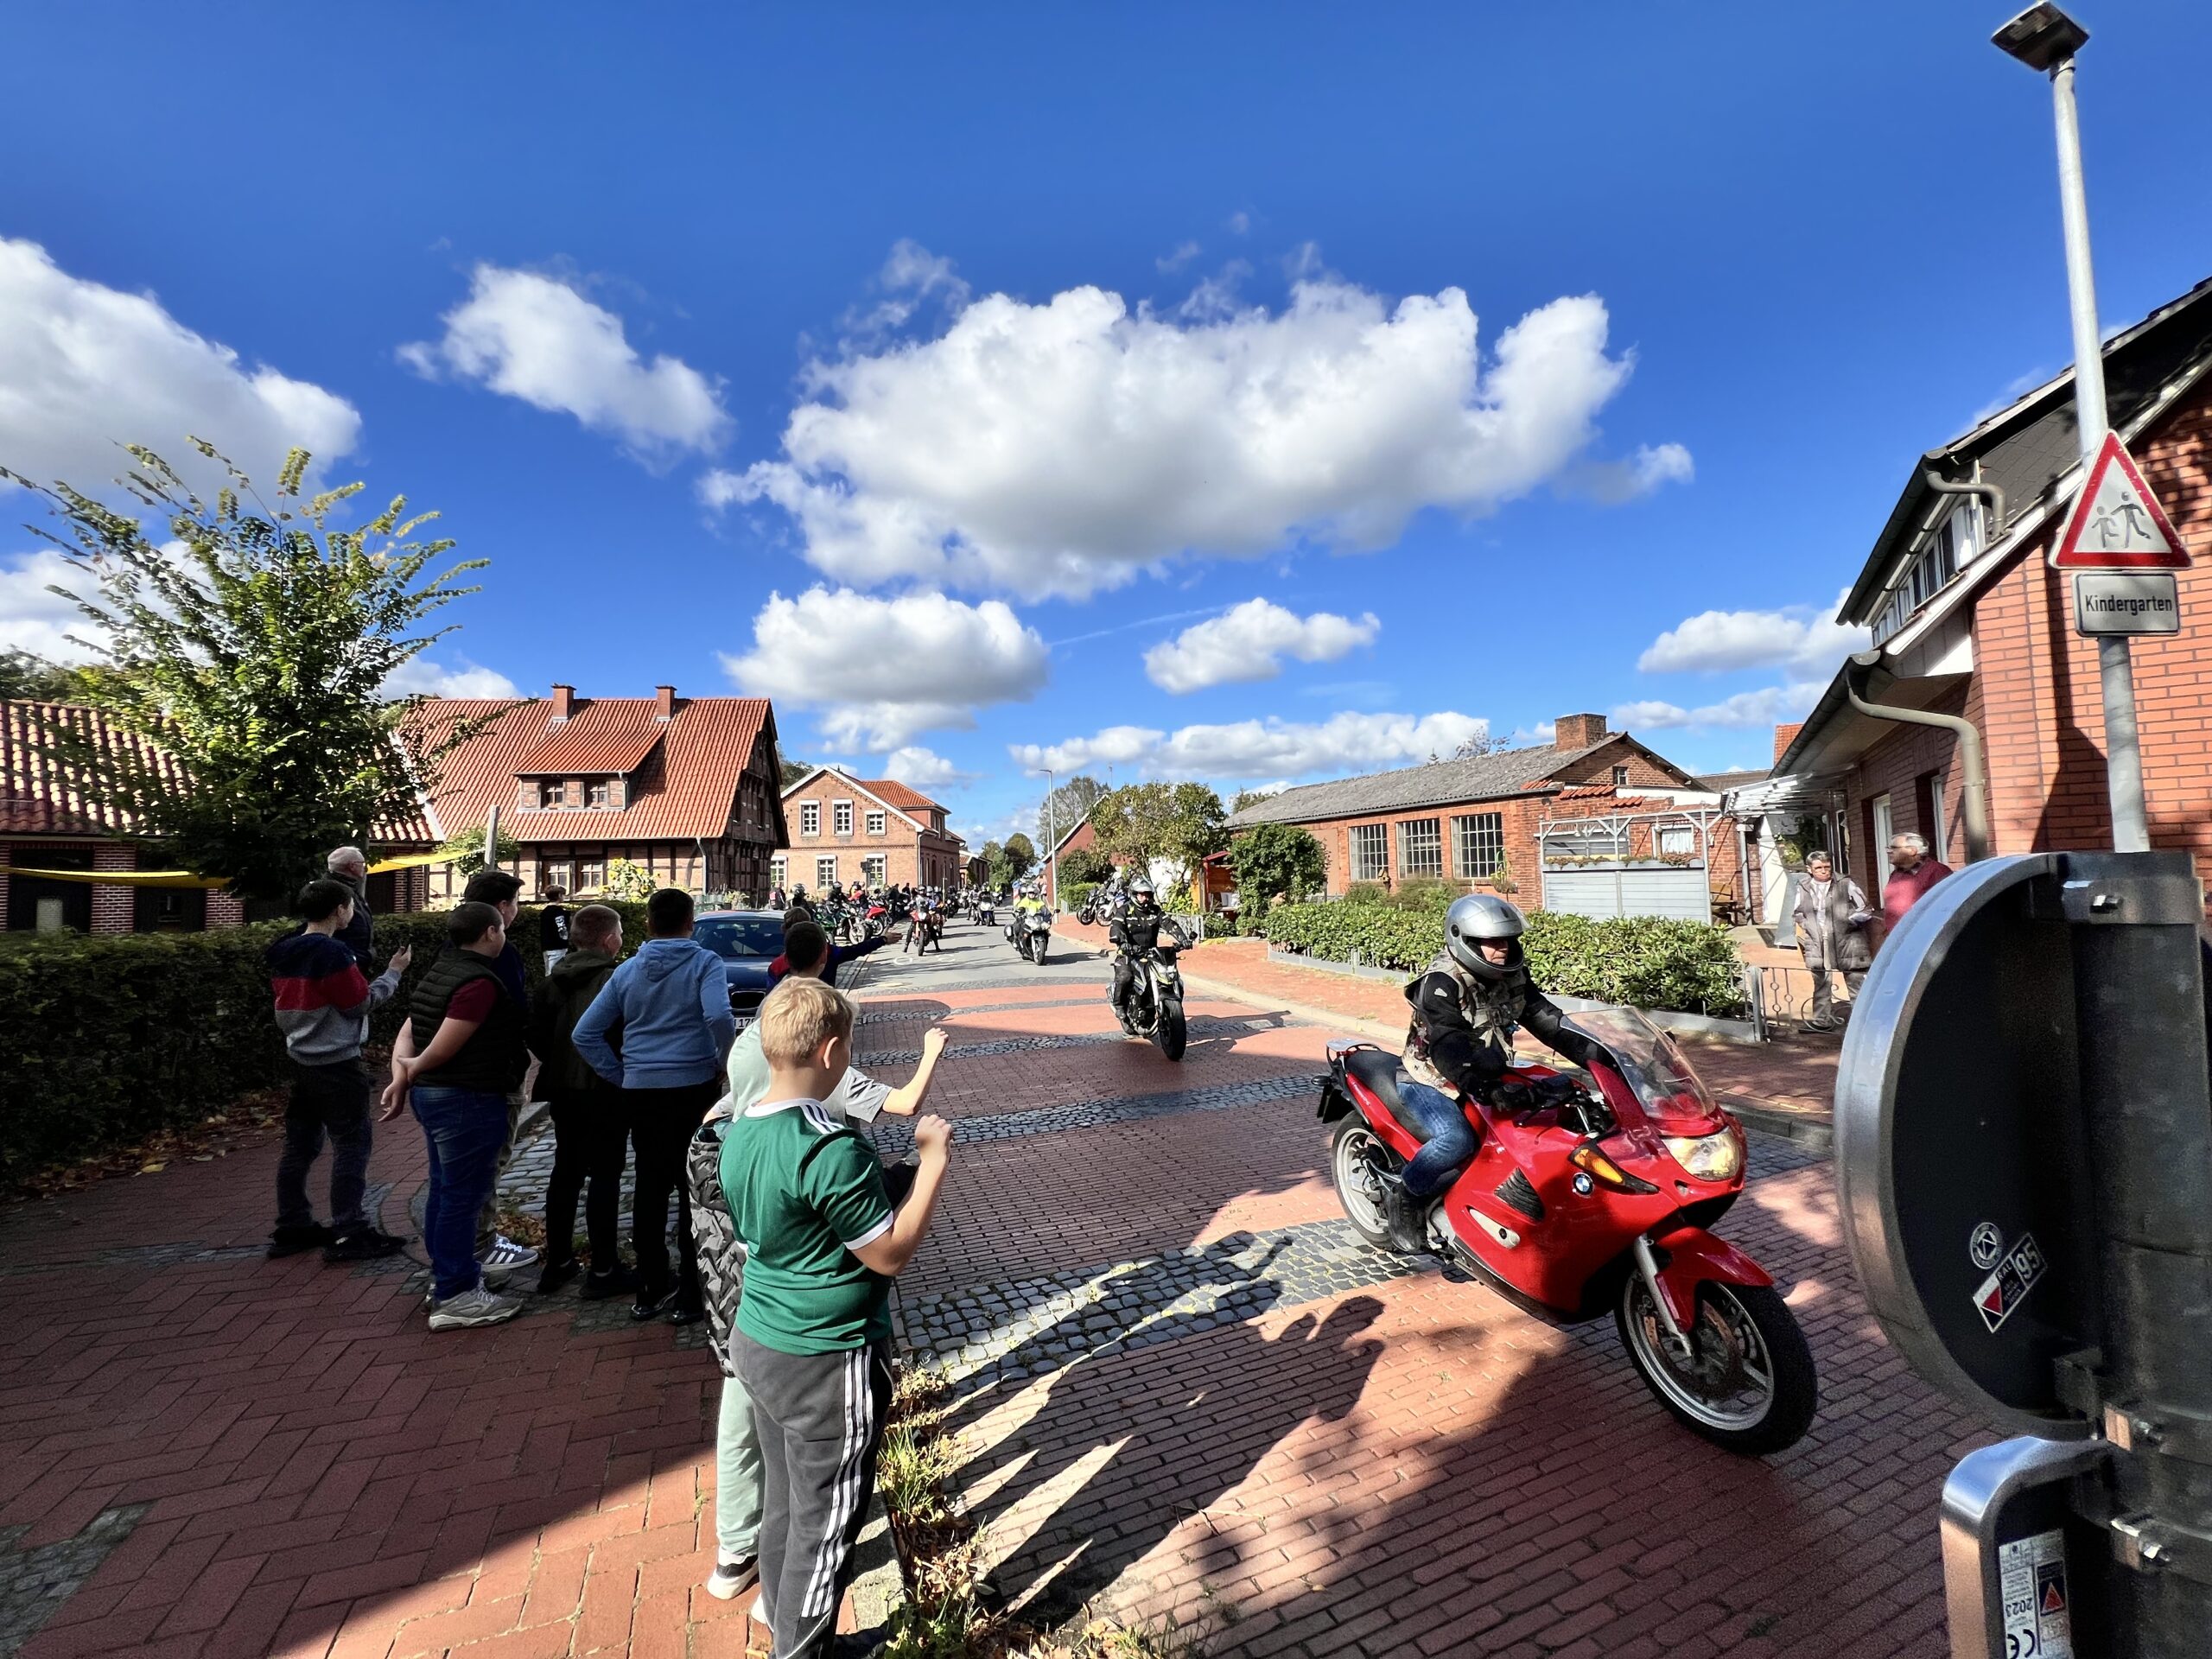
[1541,866,1711,923]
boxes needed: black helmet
[1445,893,1526,983]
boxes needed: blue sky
[5,1,2210,846]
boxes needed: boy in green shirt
[720,975,953,1656]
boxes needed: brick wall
[1548,736,1694,793]
[1854,382,2212,881]
[782,779,960,891]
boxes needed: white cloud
[702,261,1685,599]
[384,655,520,698]
[1156,241,1202,273]
[401,264,727,465]
[883,745,971,789]
[1011,709,1488,782]
[721,586,1048,749]
[1613,681,1827,732]
[0,237,360,499]
[0,550,99,662]
[1637,588,1867,678]
[1143,598,1379,693]
[1572,442,1695,505]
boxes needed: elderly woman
[1791,850,1873,1032]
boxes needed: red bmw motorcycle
[1319,1007,1816,1454]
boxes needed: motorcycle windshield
[1560,1007,1719,1130]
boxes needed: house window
[1397,817,1443,879]
[862,855,886,887]
[833,801,854,836]
[770,856,786,890]
[1350,823,1389,883]
[1871,792,1894,858]
[1923,771,1948,861]
[587,779,610,808]
[866,809,886,837]
[574,855,606,893]
[538,779,565,808]
[1452,812,1504,878]
[815,855,838,889]
[1871,501,1982,645]
[1611,765,1630,786]
[799,802,820,837]
[1656,825,1696,857]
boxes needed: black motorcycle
[1117,922,1190,1059]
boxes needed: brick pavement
[0,924,1979,1657]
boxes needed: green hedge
[1262,899,1746,1017]
[1062,881,1101,915]
[0,903,654,1184]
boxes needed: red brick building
[1757,276,2212,885]
[0,699,431,934]
[775,767,964,893]
[416,684,787,904]
[1227,714,1752,921]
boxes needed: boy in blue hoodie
[267,878,412,1262]
[574,887,734,1321]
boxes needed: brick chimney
[655,684,677,721]
[550,683,575,721]
[1774,721,1804,764]
[1553,713,1609,750]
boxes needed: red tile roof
[3,699,437,843]
[857,779,944,815]
[514,703,666,777]
[413,694,777,845]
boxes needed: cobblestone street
[0,918,1983,1657]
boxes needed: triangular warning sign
[2052,432,2191,569]
[2041,1579,2066,1614]
[1980,1281,2005,1318]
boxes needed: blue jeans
[1398,1080,1478,1198]
[411,1085,510,1301]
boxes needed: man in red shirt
[1881,832,1953,932]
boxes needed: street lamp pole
[1042,769,1059,911]
[1996,3,2150,851]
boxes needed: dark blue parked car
[694,909,786,1027]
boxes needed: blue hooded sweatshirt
[572,936,734,1090]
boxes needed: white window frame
[1656,825,1695,857]
[770,856,786,889]
[1350,823,1389,883]
[1452,812,1503,878]
[1927,773,1947,864]
[1611,765,1630,787]
[798,801,820,837]
[866,809,886,836]
[862,854,886,886]
[815,855,838,889]
[833,800,854,836]
[1871,793,1894,862]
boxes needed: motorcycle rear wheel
[1329,1120,1401,1251]
[1151,1001,1186,1060]
[1616,1276,1816,1456]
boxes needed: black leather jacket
[1109,905,1179,957]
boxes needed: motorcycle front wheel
[1151,1001,1186,1060]
[1030,935,1049,966]
[1616,1275,1816,1456]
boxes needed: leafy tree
[1001,833,1036,881]
[1228,785,1280,815]
[1058,845,1114,886]
[2,443,490,899]
[1228,823,1328,918]
[1087,782,1226,900]
[1036,773,1106,846]
[779,756,817,788]
[604,857,656,901]
[435,823,521,879]
[0,649,92,702]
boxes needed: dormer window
[538,779,565,809]
[588,779,611,808]
[1872,500,1983,645]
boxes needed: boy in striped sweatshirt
[267,878,412,1262]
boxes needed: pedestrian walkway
[0,916,1967,1658]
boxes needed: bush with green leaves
[1062,881,1101,916]
[0,903,654,1185]
[1262,899,1745,1015]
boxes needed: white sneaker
[480,1236,540,1284]
[429,1285,523,1331]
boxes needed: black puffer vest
[408,948,527,1095]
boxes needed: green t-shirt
[721,1097,894,1354]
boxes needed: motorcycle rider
[1108,876,1182,1030]
[1380,893,1599,1252]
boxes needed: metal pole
[1043,770,1059,911]
[483,803,501,874]
[2049,54,2150,852]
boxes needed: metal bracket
[2055,869,2203,926]
[2102,1400,2212,1467]
[2054,1346,2105,1421]
[1942,1436,2115,1659]
[2110,1512,2212,1586]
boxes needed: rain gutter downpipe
[1920,472,2005,558]
[1842,651,1993,864]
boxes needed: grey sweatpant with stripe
[734,1329,893,1659]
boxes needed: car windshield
[1562,1007,1718,1126]
[694,916,786,961]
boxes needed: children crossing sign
[2050,432,2190,569]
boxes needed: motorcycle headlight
[1662,1128,1744,1182]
